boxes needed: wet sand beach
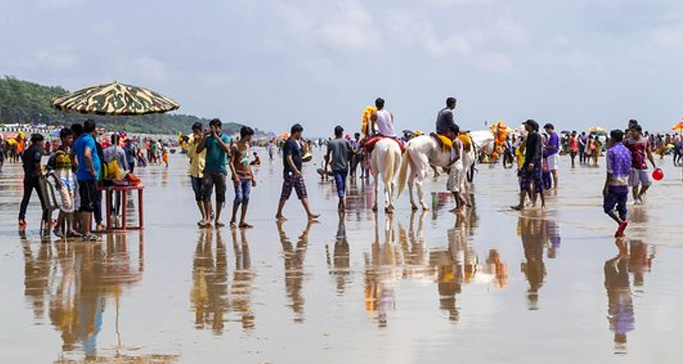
[1,151,682,363]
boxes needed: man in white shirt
[371,98,397,138]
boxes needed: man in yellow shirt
[182,122,208,225]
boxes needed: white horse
[398,132,492,211]
[371,138,402,213]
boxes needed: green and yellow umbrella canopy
[50,81,179,116]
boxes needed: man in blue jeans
[324,125,351,211]
[229,126,256,229]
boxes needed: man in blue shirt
[275,123,319,221]
[196,118,231,227]
[72,119,101,240]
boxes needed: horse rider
[371,97,397,139]
[436,97,458,141]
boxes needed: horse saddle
[431,133,453,153]
[458,134,472,152]
[366,135,405,153]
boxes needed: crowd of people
[13,120,171,240]
[6,96,677,241]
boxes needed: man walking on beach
[229,126,256,229]
[512,120,544,210]
[543,123,560,189]
[623,123,656,205]
[18,134,48,231]
[324,125,351,211]
[603,129,631,237]
[275,123,319,221]
[197,118,231,228]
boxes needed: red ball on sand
[652,168,664,181]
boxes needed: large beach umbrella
[50,81,179,116]
[672,121,683,131]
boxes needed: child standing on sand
[229,126,256,229]
[47,128,79,238]
[603,129,631,237]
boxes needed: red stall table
[97,184,145,232]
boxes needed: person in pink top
[623,122,656,205]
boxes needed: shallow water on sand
[1,150,682,363]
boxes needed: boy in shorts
[603,129,631,237]
[47,128,79,238]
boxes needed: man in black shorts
[72,120,102,240]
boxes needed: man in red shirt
[623,123,656,205]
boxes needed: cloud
[386,10,472,56]
[473,52,516,72]
[131,57,170,84]
[38,0,83,9]
[35,48,80,70]
[651,26,683,49]
[275,0,380,53]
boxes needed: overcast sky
[1,0,682,136]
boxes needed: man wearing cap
[543,123,560,189]
[512,120,544,210]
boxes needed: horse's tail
[397,147,411,196]
[385,146,396,187]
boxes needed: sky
[1,0,682,136]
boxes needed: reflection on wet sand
[327,214,351,294]
[430,207,508,322]
[364,214,399,328]
[190,229,228,334]
[230,228,255,330]
[21,233,153,362]
[604,238,655,354]
[399,211,429,271]
[277,220,314,323]
[518,215,560,310]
